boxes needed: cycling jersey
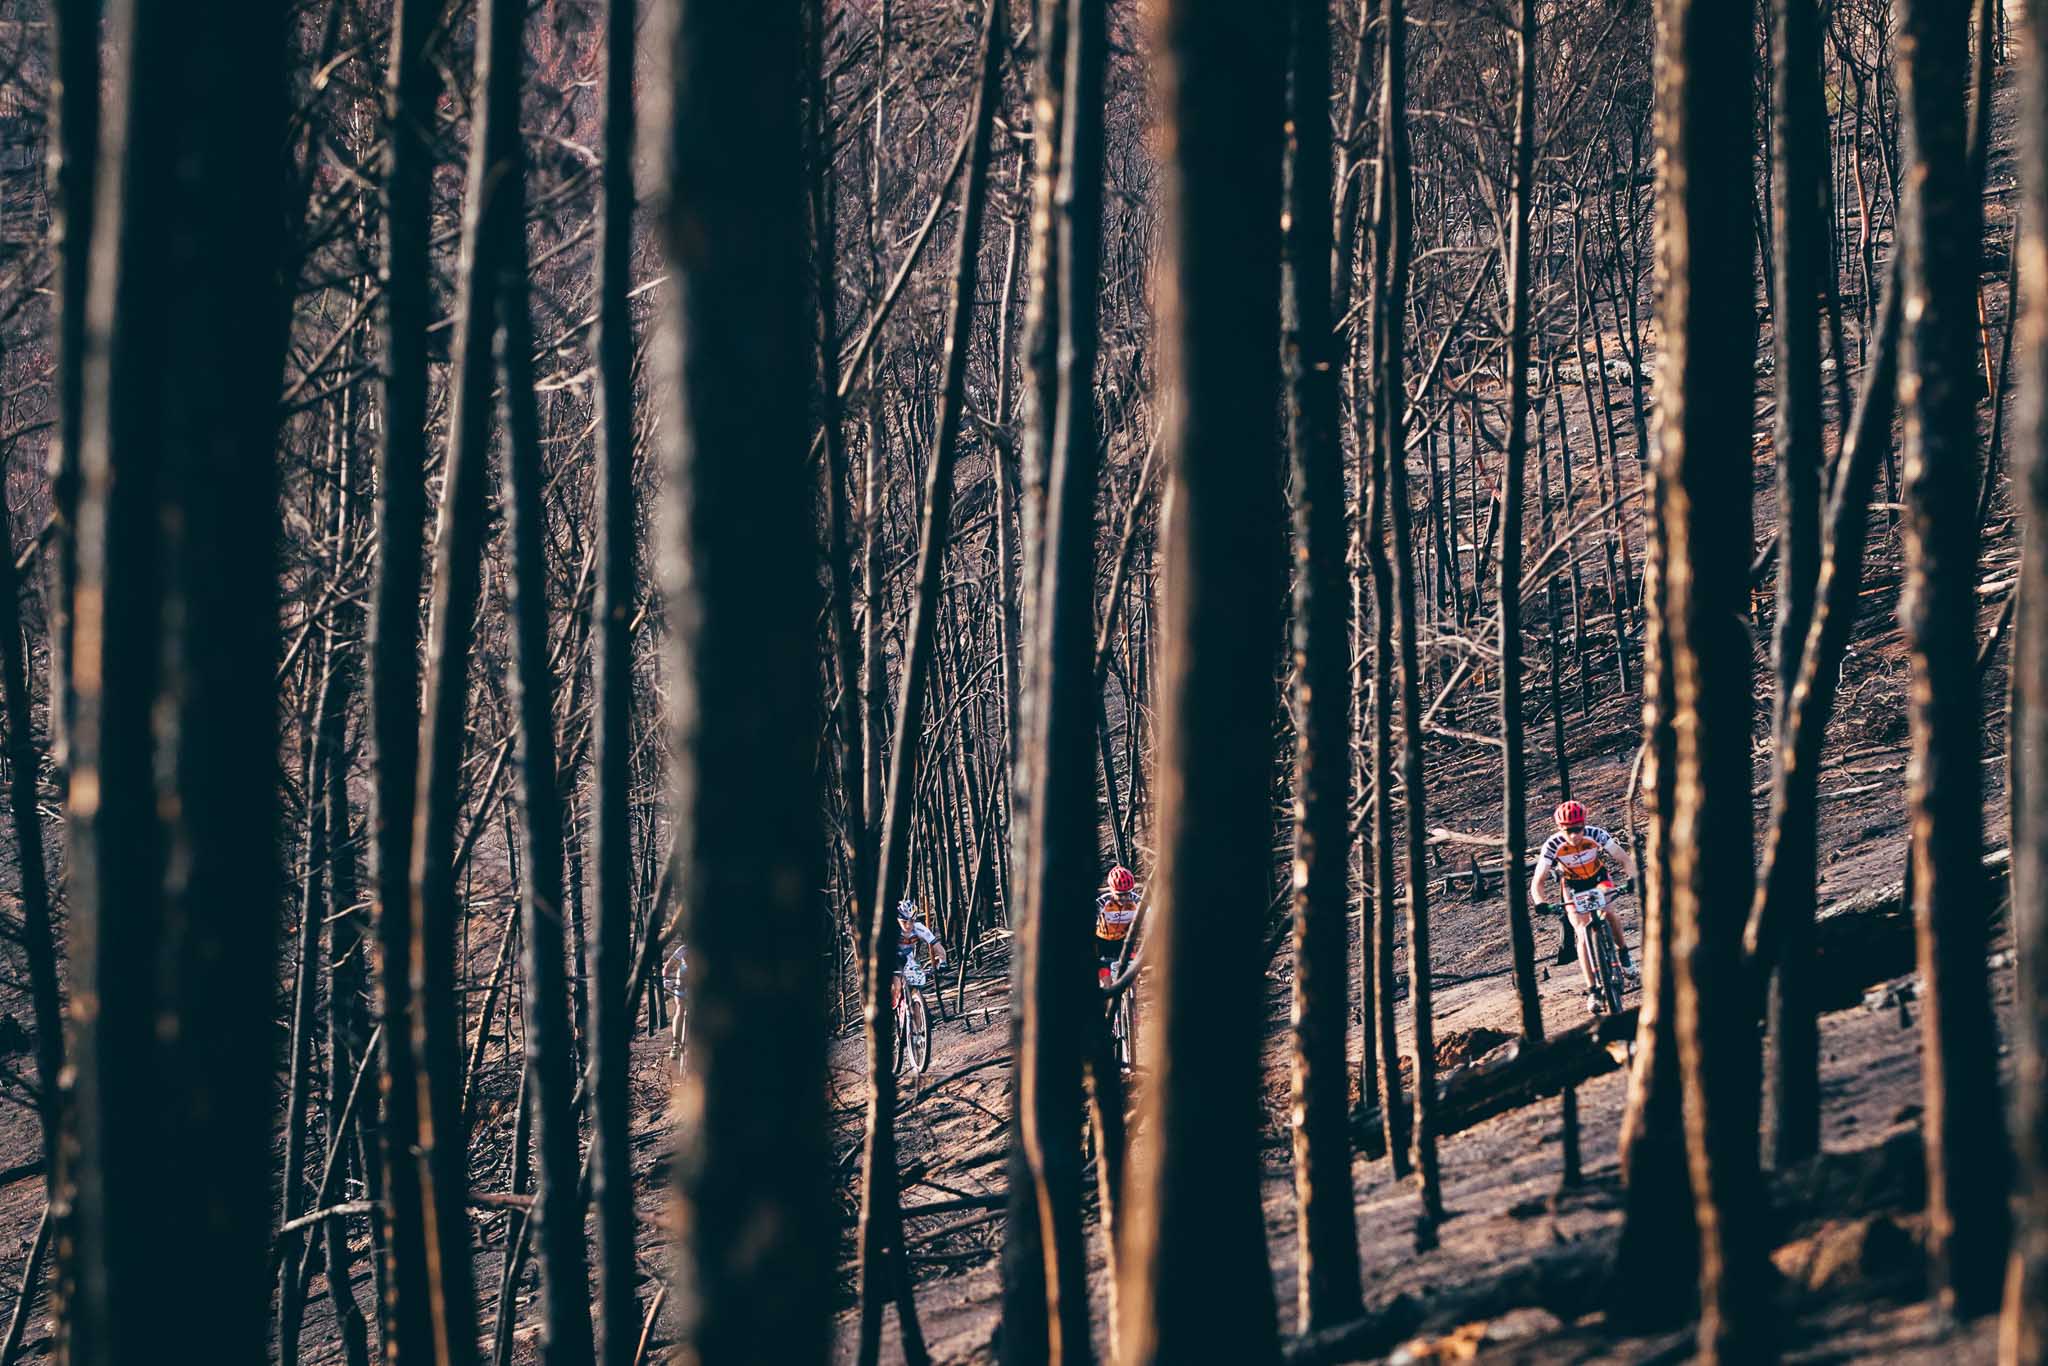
[896,918,940,970]
[1536,825,1621,892]
[661,943,687,1001]
[1096,889,1139,942]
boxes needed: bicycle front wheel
[911,995,932,1073]
[1595,928,1625,1017]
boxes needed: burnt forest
[0,0,2042,1363]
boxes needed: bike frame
[1564,883,1626,1016]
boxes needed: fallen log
[1351,1012,1639,1148]
[1352,852,2010,1146]
[1283,1234,1617,1365]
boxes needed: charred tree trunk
[1365,461,1410,1178]
[811,0,870,974]
[44,0,97,781]
[1284,0,1363,1330]
[854,8,1000,1362]
[320,568,374,1366]
[1003,15,1067,1347]
[590,0,642,1360]
[1375,0,1444,1226]
[1499,0,1542,1047]
[2005,11,2048,1359]
[1761,0,1829,1170]
[409,0,519,1341]
[1610,65,1700,1362]
[368,2,440,1354]
[1896,0,2012,1316]
[1655,2,1769,1356]
[1019,0,1100,1359]
[64,3,286,1359]
[654,0,833,1360]
[1746,261,1902,1001]
[489,0,599,1345]
[1118,5,1285,1362]
[0,361,60,1204]
[280,629,340,1366]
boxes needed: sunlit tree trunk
[1002,4,1065,1351]
[1896,0,2012,1317]
[1654,0,1769,1356]
[1610,455,1698,1331]
[1019,0,1100,1358]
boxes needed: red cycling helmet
[1554,800,1586,830]
[1108,865,1137,894]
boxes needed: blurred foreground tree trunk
[2006,11,2048,1358]
[655,0,833,1360]
[65,2,286,1360]
[1117,4,1285,1363]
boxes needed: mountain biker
[1095,865,1140,988]
[892,898,946,1011]
[661,940,688,1062]
[1529,800,1639,1015]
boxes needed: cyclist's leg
[1566,894,1599,990]
[1096,936,1121,987]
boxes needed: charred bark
[64,2,286,1358]
[590,0,643,1360]
[1897,0,2012,1318]
[1284,0,1364,1329]
[654,0,833,1360]
[1655,2,1770,1355]
[1118,5,1286,1362]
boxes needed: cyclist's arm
[1528,854,1556,909]
[1609,847,1637,886]
[1596,831,1638,886]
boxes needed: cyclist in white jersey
[1529,800,1639,1015]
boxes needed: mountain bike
[1539,882,1631,1018]
[893,961,936,1077]
[1102,958,1138,1071]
